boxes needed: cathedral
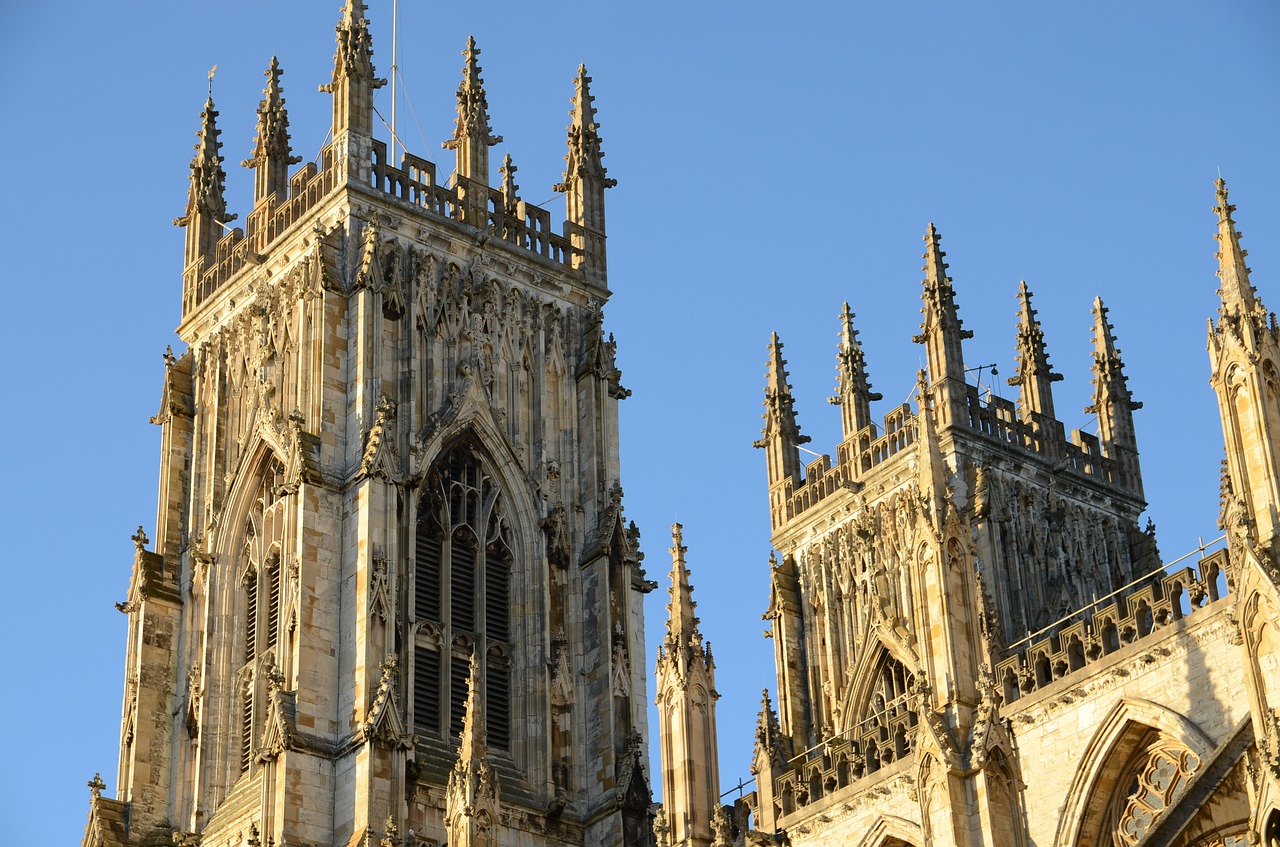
[81,3,1280,846]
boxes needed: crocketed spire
[242,56,301,205]
[443,36,503,185]
[829,301,882,438]
[1086,297,1143,493]
[754,333,811,489]
[1008,280,1062,423]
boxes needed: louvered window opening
[237,458,287,777]
[412,442,514,750]
[266,561,280,650]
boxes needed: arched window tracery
[852,652,917,774]
[237,456,287,776]
[412,440,513,750]
[1099,730,1201,846]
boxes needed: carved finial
[173,93,236,264]
[1214,178,1264,324]
[500,153,520,212]
[753,689,784,766]
[1008,280,1062,423]
[243,56,301,205]
[380,816,399,847]
[665,523,701,647]
[1086,297,1144,490]
[915,222,971,386]
[754,333,811,488]
[247,823,262,847]
[830,302,882,437]
[87,773,106,799]
[458,652,487,762]
[443,36,503,184]
[163,345,177,369]
[132,526,149,552]
[320,0,385,137]
[555,64,616,194]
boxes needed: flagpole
[390,0,399,165]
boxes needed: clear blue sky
[2,2,1277,841]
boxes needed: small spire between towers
[1008,280,1063,425]
[829,302,882,438]
[242,56,301,207]
[444,36,503,185]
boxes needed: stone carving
[359,396,402,482]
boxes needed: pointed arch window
[412,441,513,750]
[236,457,287,776]
[1102,731,1201,846]
[853,653,917,775]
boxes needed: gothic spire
[457,652,487,762]
[174,94,235,267]
[320,0,384,139]
[753,688,784,766]
[444,36,503,185]
[1086,298,1144,492]
[555,65,615,282]
[1008,281,1063,424]
[664,523,700,649]
[829,302,882,438]
[1214,178,1265,326]
[754,333,810,490]
[242,57,302,206]
[915,224,973,430]
[655,525,720,847]
[556,65,615,196]
[446,653,500,847]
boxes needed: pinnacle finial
[830,302,881,436]
[1086,297,1143,482]
[665,523,700,646]
[242,56,301,204]
[320,0,383,137]
[755,333,810,485]
[1214,178,1263,323]
[174,94,233,232]
[444,35,502,184]
[1008,280,1062,422]
[915,222,971,387]
[500,153,520,212]
[457,652,487,763]
[554,63,616,193]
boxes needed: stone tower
[82,4,655,846]
[655,525,723,847]
[741,210,1260,845]
[1208,179,1280,843]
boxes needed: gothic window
[1101,732,1201,846]
[236,457,287,777]
[412,441,513,750]
[855,653,917,774]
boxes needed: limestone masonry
[83,3,1280,846]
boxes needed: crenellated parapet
[180,12,612,321]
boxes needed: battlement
[178,14,611,319]
[182,137,584,317]
[774,379,1131,530]
[995,546,1230,706]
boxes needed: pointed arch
[841,633,920,734]
[840,638,921,774]
[1054,698,1214,847]
[853,815,922,847]
[409,429,526,754]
